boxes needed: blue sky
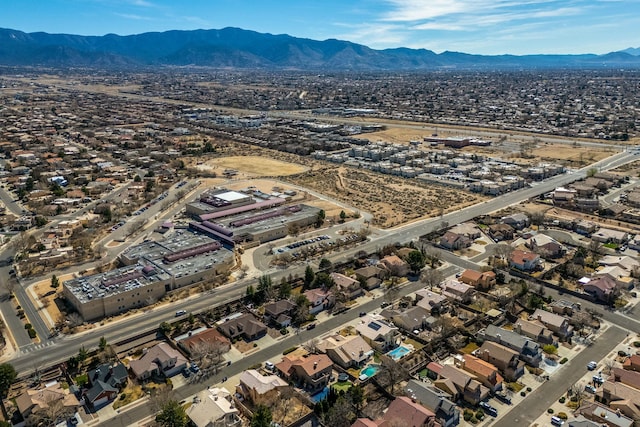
[1,0,639,55]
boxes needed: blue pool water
[387,345,411,360]
[310,386,329,403]
[360,364,380,378]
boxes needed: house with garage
[317,334,373,369]
[479,325,543,367]
[263,299,297,328]
[404,380,460,427]
[129,342,188,381]
[275,353,333,394]
[459,269,496,290]
[84,363,129,408]
[303,288,335,315]
[355,315,400,352]
[186,387,242,427]
[509,249,541,271]
[501,213,530,230]
[354,265,386,290]
[440,231,471,251]
[236,369,288,407]
[217,313,268,341]
[476,341,525,381]
[330,272,364,299]
[16,382,80,421]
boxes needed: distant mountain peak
[0,27,639,70]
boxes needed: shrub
[559,397,566,403]
[543,344,558,355]
[253,343,257,347]
[557,412,568,420]
[520,391,527,397]
[119,393,127,401]
[548,408,554,414]
[470,416,478,424]
[463,412,472,421]
[475,410,484,420]
[280,328,289,335]
[633,341,640,348]
[24,323,32,329]
[618,350,628,357]
[527,387,532,392]
[28,329,37,338]
[560,357,568,364]
[283,346,298,355]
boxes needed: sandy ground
[31,273,77,328]
[186,156,308,176]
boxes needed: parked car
[175,310,187,317]
[190,363,200,373]
[551,415,565,426]
[587,361,597,370]
[265,361,275,371]
[479,401,498,417]
[494,392,512,405]
[585,385,597,393]
[306,323,317,330]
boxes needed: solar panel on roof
[368,322,382,331]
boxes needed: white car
[265,361,275,371]
[587,361,597,370]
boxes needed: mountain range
[1,26,639,71]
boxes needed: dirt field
[284,166,485,228]
[186,156,308,177]
[32,273,77,328]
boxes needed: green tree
[279,279,292,299]
[77,346,88,364]
[134,175,142,182]
[0,364,17,397]
[159,322,172,336]
[246,284,255,302]
[315,210,326,228]
[339,210,347,222]
[50,274,59,289]
[318,258,332,271]
[98,336,107,352]
[251,405,272,427]
[155,399,188,427]
[304,265,315,288]
[405,250,426,274]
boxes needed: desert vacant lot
[188,156,308,177]
[285,166,485,228]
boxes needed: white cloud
[114,12,154,21]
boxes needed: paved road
[493,326,628,427]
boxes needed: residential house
[355,316,400,352]
[84,363,128,408]
[317,334,373,369]
[513,318,554,345]
[304,288,335,315]
[440,231,471,251]
[381,305,434,333]
[263,300,297,328]
[177,328,232,356]
[594,266,636,291]
[236,369,288,406]
[354,265,386,290]
[382,396,438,427]
[573,220,598,236]
[435,364,490,405]
[509,249,541,271]
[129,343,188,381]
[610,367,640,390]
[415,289,448,314]
[379,255,410,277]
[275,354,333,394]
[488,223,515,242]
[623,355,640,372]
[405,379,460,427]
[591,228,628,244]
[456,354,503,393]
[582,276,619,303]
[480,325,543,366]
[441,279,474,303]
[186,387,242,427]
[449,222,482,239]
[568,416,603,427]
[217,313,268,341]
[330,272,364,299]
[459,269,496,291]
[353,396,438,427]
[526,234,566,258]
[476,341,525,381]
[576,402,634,427]
[501,213,530,230]
[16,382,80,420]
[598,379,640,421]
[531,308,573,341]
[599,255,640,272]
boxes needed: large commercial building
[63,229,234,321]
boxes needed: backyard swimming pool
[360,364,380,379]
[387,345,411,360]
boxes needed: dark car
[306,323,316,330]
[359,311,367,317]
[479,401,498,417]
